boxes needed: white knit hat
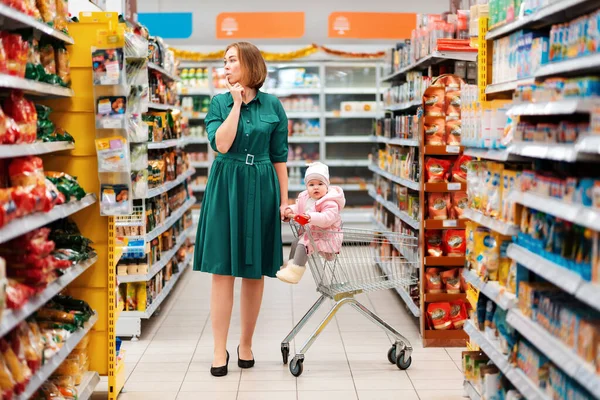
[304,162,330,187]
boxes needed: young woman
[193,42,289,377]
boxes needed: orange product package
[441,74,462,90]
[426,230,444,257]
[451,192,468,218]
[8,156,45,188]
[425,157,451,183]
[3,91,37,144]
[444,229,466,257]
[452,155,472,183]
[428,192,449,220]
[424,116,446,145]
[445,90,461,119]
[425,268,443,293]
[450,300,468,328]
[427,302,452,330]
[423,86,445,117]
[446,119,462,146]
[441,268,461,294]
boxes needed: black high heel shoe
[210,350,230,377]
[237,345,255,369]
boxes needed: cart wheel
[387,346,397,364]
[290,357,304,377]
[395,351,412,370]
[281,343,290,365]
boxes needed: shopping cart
[281,218,419,377]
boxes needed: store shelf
[190,184,206,192]
[375,255,420,317]
[424,256,465,267]
[485,78,535,95]
[424,293,467,303]
[372,218,418,264]
[424,182,466,192]
[180,87,211,95]
[325,111,381,119]
[372,136,420,147]
[508,99,600,116]
[191,161,211,168]
[535,52,600,79]
[182,111,207,120]
[463,208,519,236]
[76,371,100,400]
[0,73,74,97]
[368,188,420,230]
[507,309,600,399]
[148,102,180,111]
[147,139,179,149]
[511,141,599,162]
[508,191,600,232]
[0,193,96,244]
[424,145,463,155]
[464,320,550,400]
[424,219,467,229]
[121,254,191,319]
[286,112,321,119]
[291,183,370,192]
[324,136,373,143]
[144,168,195,199]
[268,87,321,96]
[118,227,193,283]
[326,159,371,167]
[463,380,481,400]
[148,62,180,82]
[183,137,209,145]
[324,87,377,95]
[0,256,98,338]
[368,164,421,190]
[0,141,74,158]
[0,3,74,44]
[16,313,98,400]
[507,243,600,311]
[462,268,517,310]
[138,197,196,243]
[464,147,527,162]
[384,100,421,112]
[288,136,321,143]
[381,51,478,82]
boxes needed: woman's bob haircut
[225,42,267,90]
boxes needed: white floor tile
[298,391,358,400]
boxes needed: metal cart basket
[281,221,419,377]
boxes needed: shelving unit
[0,141,75,157]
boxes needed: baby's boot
[276,262,305,284]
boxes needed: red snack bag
[5,279,34,309]
[426,230,443,257]
[425,268,443,293]
[451,192,468,218]
[0,36,7,74]
[1,33,28,78]
[450,300,468,328]
[2,228,53,257]
[444,229,466,257]
[10,187,36,218]
[8,156,45,188]
[425,157,451,183]
[423,86,445,116]
[0,189,18,227]
[445,90,461,118]
[428,192,449,220]
[441,268,461,294]
[446,119,462,145]
[452,155,472,183]
[424,116,446,145]
[427,302,452,330]
[3,91,37,144]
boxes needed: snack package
[451,155,472,183]
[424,116,445,145]
[423,86,445,116]
[445,90,461,119]
[55,44,70,86]
[0,353,15,399]
[485,162,504,218]
[446,119,462,145]
[36,0,58,23]
[3,91,37,144]
[95,136,130,172]
[427,302,452,330]
[441,268,461,294]
[8,156,45,187]
[39,42,56,76]
[467,160,482,211]
[2,32,28,78]
[444,229,466,257]
[54,0,68,31]
[425,157,451,183]
[450,300,468,328]
[425,268,443,293]
[451,192,468,218]
[0,339,30,394]
[426,230,444,257]
[428,192,449,220]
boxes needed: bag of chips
[427,302,452,330]
[426,230,443,257]
[451,192,468,218]
[444,229,466,257]
[446,119,462,145]
[36,0,58,23]
[450,300,468,328]
[3,91,37,144]
[428,192,449,220]
[423,86,445,117]
[425,268,443,293]
[445,90,461,118]
[441,268,461,294]
[451,155,472,183]
[8,156,45,188]
[425,157,451,183]
[424,116,445,145]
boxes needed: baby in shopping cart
[277,162,346,284]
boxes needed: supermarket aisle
[109,265,465,400]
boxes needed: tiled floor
[94,262,465,400]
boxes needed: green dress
[193,91,289,279]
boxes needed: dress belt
[216,152,271,265]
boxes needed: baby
[277,162,346,284]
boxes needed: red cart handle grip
[294,214,310,226]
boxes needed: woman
[193,42,289,377]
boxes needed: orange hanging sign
[216,12,305,39]
[328,12,416,39]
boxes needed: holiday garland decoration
[172,44,385,61]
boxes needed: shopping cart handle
[294,214,310,226]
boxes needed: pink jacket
[286,186,346,254]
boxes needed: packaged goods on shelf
[189,151,209,162]
[2,0,68,32]
[281,96,319,113]
[425,155,471,183]
[288,119,321,137]
[287,144,319,164]
[422,75,464,146]
[149,70,177,106]
[383,72,431,107]
[373,146,420,184]
[466,222,514,285]
[188,125,206,139]
[376,111,421,141]
[147,148,190,189]
[492,30,549,83]
[425,229,466,257]
[144,109,187,143]
[426,299,469,330]
[374,175,420,221]
[181,95,209,114]
[179,68,210,89]
[548,9,600,63]
[265,67,320,90]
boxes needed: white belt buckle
[245,154,255,165]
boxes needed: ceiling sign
[216,12,305,39]
[328,12,416,39]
